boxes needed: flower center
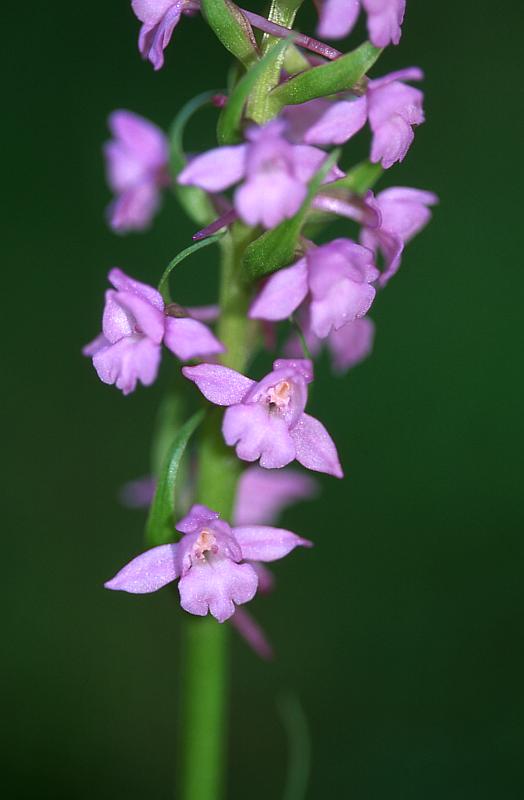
[193,528,218,561]
[266,380,292,409]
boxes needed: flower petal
[107,109,168,173]
[108,267,165,311]
[104,543,179,593]
[182,364,255,405]
[230,607,274,660]
[132,0,175,28]
[92,337,161,395]
[178,559,258,622]
[178,145,247,192]
[248,259,308,322]
[363,0,406,47]
[115,291,165,343]
[328,317,375,373]
[370,114,414,169]
[292,145,344,183]
[302,96,368,146]
[291,413,343,478]
[102,290,134,343]
[317,0,361,39]
[235,172,306,229]
[233,525,312,562]
[82,333,109,358]
[234,466,318,526]
[223,404,296,469]
[176,504,220,534]
[107,183,161,233]
[164,317,225,361]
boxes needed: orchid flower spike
[83,268,224,395]
[178,119,343,230]
[104,110,170,233]
[183,359,343,477]
[131,0,200,70]
[317,0,406,48]
[105,503,311,622]
[249,239,379,340]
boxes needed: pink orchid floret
[177,120,343,230]
[183,359,343,477]
[316,0,406,48]
[368,68,425,168]
[131,0,200,70]
[104,110,170,233]
[360,186,438,284]
[284,68,425,169]
[105,503,311,622]
[249,239,379,340]
[83,268,224,395]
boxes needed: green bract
[201,0,259,68]
[270,42,382,108]
[217,38,290,144]
[146,410,205,547]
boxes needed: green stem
[181,618,229,800]
[180,222,254,800]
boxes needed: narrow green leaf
[169,91,219,224]
[146,410,205,547]
[201,0,259,68]
[327,160,383,195]
[270,41,382,108]
[158,235,224,303]
[217,37,290,144]
[242,149,340,280]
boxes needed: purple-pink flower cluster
[90,0,436,640]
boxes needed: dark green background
[3,1,523,797]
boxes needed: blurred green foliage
[2,1,523,797]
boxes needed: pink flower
[131,0,200,70]
[177,120,343,230]
[360,186,438,285]
[249,239,379,339]
[105,503,311,622]
[83,268,224,395]
[316,0,406,48]
[183,359,343,477]
[283,68,425,168]
[368,68,425,168]
[104,110,169,233]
